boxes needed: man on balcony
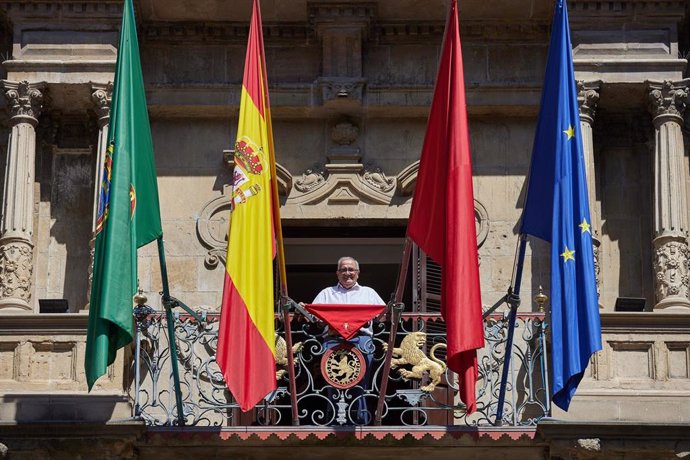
[311,256,385,424]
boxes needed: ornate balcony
[130,306,549,428]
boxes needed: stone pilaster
[577,81,603,301]
[647,80,690,311]
[0,80,45,312]
[310,2,374,108]
[84,82,112,311]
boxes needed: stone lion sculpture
[384,331,447,392]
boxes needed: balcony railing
[130,306,549,427]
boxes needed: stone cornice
[140,20,552,44]
[538,420,690,452]
[599,311,690,333]
[568,0,687,20]
[141,22,313,43]
[375,21,551,43]
[1,1,122,20]
[3,60,115,71]
[0,313,88,335]
[307,2,377,23]
[2,0,685,24]
[0,419,145,438]
[144,83,544,118]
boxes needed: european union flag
[520,0,601,411]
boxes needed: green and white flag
[85,0,162,390]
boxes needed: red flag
[217,0,278,411]
[406,0,484,414]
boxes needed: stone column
[577,81,602,300]
[0,81,45,312]
[84,83,112,311]
[647,80,690,311]
[91,83,112,233]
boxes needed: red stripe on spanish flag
[217,0,277,412]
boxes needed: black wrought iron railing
[130,307,549,427]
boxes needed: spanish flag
[217,0,278,412]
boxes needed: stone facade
[0,0,689,457]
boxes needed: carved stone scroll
[196,185,232,269]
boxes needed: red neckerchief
[305,303,385,340]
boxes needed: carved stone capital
[647,80,690,125]
[1,80,47,124]
[653,236,690,310]
[91,82,113,126]
[592,240,601,300]
[0,238,34,311]
[577,80,602,125]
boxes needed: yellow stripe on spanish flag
[217,0,277,412]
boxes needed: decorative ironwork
[130,310,548,427]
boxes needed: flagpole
[268,157,299,426]
[263,61,299,427]
[375,237,412,425]
[157,237,186,426]
[494,234,527,425]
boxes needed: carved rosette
[653,239,690,303]
[0,240,33,307]
[332,122,359,146]
[2,80,45,122]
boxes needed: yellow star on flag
[561,245,575,263]
[563,125,575,139]
[579,218,591,234]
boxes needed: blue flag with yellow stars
[520,0,601,411]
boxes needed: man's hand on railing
[293,300,317,323]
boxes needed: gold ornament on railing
[384,331,447,392]
[275,333,303,381]
[535,285,548,313]
[134,288,147,306]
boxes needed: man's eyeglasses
[337,268,359,274]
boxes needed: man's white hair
[337,256,360,270]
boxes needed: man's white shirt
[312,283,385,336]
